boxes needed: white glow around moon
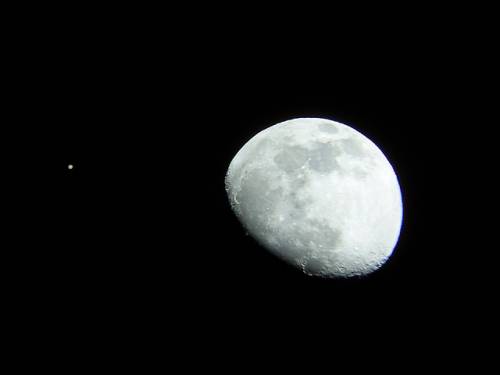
[225,118,403,278]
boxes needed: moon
[225,118,403,278]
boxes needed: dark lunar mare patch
[308,142,341,173]
[273,145,309,173]
[307,219,342,250]
[339,137,365,157]
[235,167,283,234]
[318,122,339,134]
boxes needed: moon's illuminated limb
[225,118,403,278]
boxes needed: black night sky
[8,6,495,370]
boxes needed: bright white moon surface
[225,118,403,278]
[68,164,74,170]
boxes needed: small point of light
[68,164,74,170]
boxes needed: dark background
[7,5,495,369]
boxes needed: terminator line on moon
[225,118,403,278]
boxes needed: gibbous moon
[225,118,403,278]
